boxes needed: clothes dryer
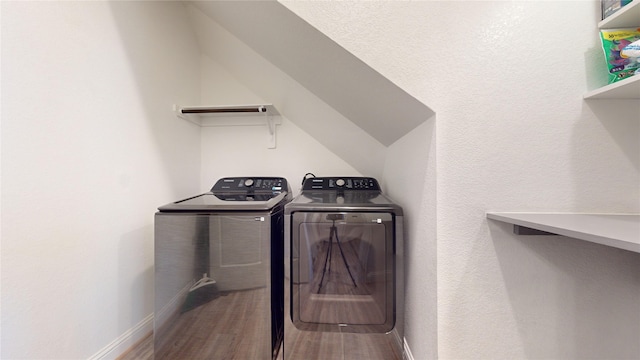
[154,177,290,359]
[283,177,404,360]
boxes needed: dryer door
[291,211,395,333]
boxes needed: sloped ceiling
[186,0,433,172]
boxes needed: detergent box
[599,28,640,83]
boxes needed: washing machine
[283,177,404,360]
[154,177,290,360]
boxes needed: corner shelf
[584,1,640,99]
[174,104,281,148]
[487,212,640,253]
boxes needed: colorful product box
[600,28,640,83]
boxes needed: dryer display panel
[291,211,394,333]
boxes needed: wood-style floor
[116,331,284,360]
[117,333,152,360]
[119,263,398,360]
[157,287,277,359]
[119,328,400,360]
[119,286,280,360]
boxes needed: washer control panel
[302,177,380,191]
[211,177,288,192]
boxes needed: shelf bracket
[513,225,557,236]
[266,115,277,149]
[173,104,201,126]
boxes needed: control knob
[244,179,254,187]
[336,178,346,187]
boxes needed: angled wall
[196,54,362,192]
[184,1,439,357]
[284,1,640,359]
[186,1,434,179]
[189,1,433,147]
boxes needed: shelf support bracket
[513,225,557,236]
[266,115,277,149]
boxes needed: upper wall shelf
[598,1,640,29]
[487,212,640,253]
[175,104,281,148]
[585,2,640,99]
[176,104,279,120]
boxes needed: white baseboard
[155,282,191,332]
[404,337,415,360]
[88,314,153,360]
[88,315,414,360]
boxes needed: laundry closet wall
[197,56,361,193]
[3,1,639,359]
[1,2,201,358]
[283,1,640,359]
[186,3,381,189]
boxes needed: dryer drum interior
[291,211,396,333]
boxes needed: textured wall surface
[1,2,201,358]
[187,4,388,179]
[382,119,438,359]
[196,39,362,191]
[3,1,639,359]
[282,1,640,359]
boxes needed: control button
[244,179,254,187]
[336,179,346,187]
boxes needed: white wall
[1,1,201,358]
[3,1,639,359]
[199,114,362,194]
[283,1,640,359]
[382,119,438,360]
[186,4,387,179]
[198,55,361,192]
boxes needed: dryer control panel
[302,177,380,191]
[211,177,288,193]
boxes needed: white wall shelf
[599,1,640,29]
[174,104,281,148]
[584,75,640,99]
[585,1,640,99]
[175,104,279,122]
[487,212,640,253]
